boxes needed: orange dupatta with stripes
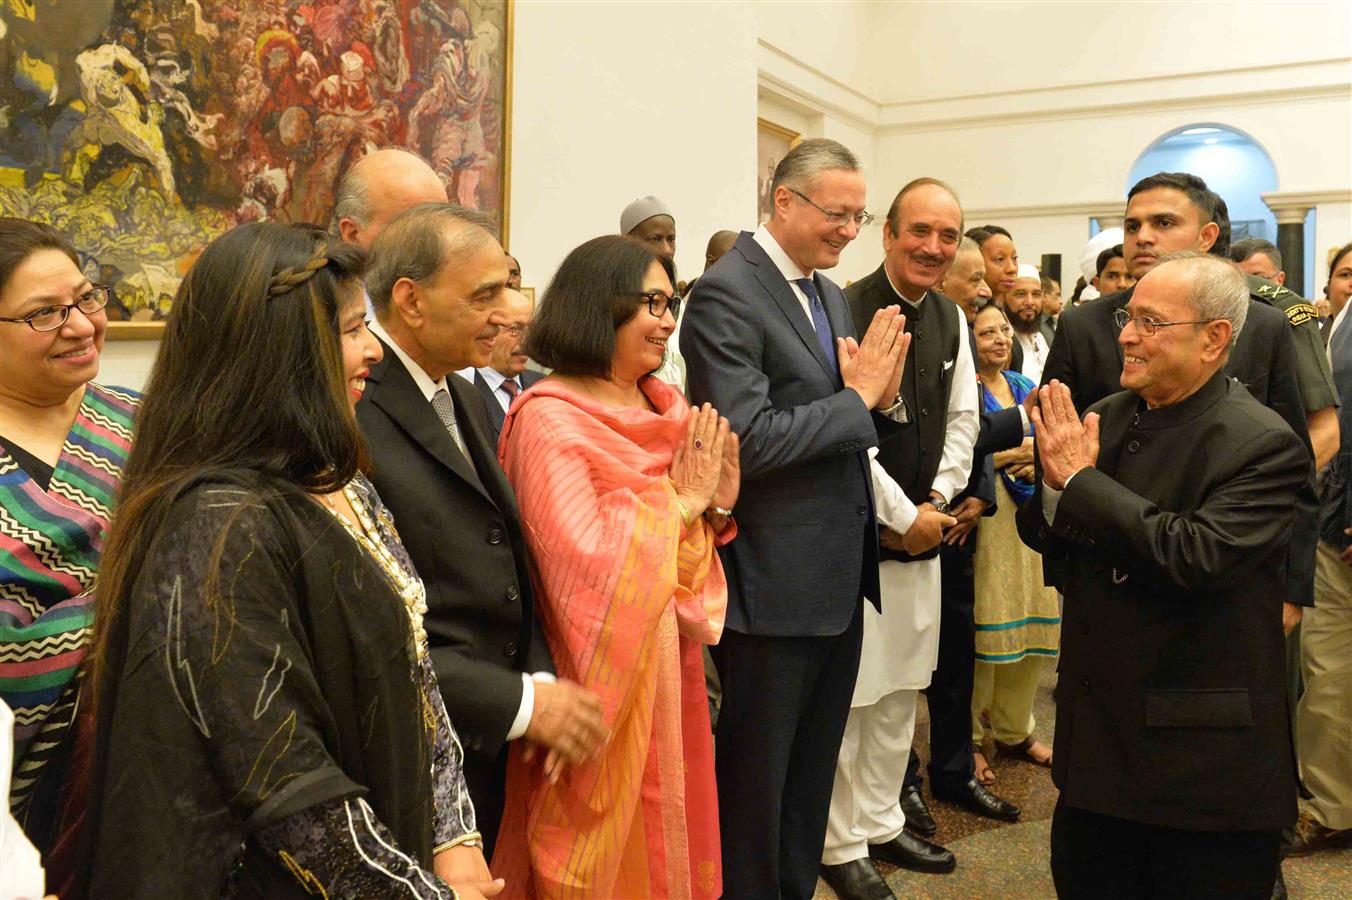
[491,376,728,899]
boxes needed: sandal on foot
[995,736,1053,767]
[972,745,996,785]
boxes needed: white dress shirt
[1015,330,1048,384]
[371,320,550,739]
[753,224,816,328]
[454,365,521,414]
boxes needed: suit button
[921,408,930,416]
[487,527,504,545]
[1127,440,1140,453]
[919,367,927,376]
[469,736,483,751]
[921,447,929,456]
[856,505,867,515]
[504,640,518,658]
[916,331,924,340]
[506,585,521,602]
[1132,413,1141,425]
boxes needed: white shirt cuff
[1018,404,1030,431]
[505,671,557,741]
[1041,481,1063,525]
[1040,470,1080,526]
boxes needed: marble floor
[813,666,1352,899]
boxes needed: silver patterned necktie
[430,387,470,459]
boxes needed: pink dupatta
[490,376,728,899]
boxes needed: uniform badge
[1285,303,1319,327]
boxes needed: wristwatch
[930,497,951,515]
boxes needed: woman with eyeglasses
[489,235,738,898]
[968,300,1060,784]
[0,218,137,858]
[75,222,495,899]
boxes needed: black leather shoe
[932,777,1021,822]
[868,830,957,874]
[820,858,896,900]
[899,784,937,836]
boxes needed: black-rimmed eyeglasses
[1111,307,1220,337]
[623,290,681,319]
[0,285,111,332]
[789,188,875,229]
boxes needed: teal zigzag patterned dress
[0,382,137,844]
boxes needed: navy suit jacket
[682,231,905,637]
[467,368,545,443]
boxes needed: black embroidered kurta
[85,473,472,897]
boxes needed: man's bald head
[705,230,737,271]
[332,149,448,250]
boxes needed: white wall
[866,0,1350,104]
[754,0,1352,287]
[509,0,757,290]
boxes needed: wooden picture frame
[757,117,802,225]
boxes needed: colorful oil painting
[0,0,512,336]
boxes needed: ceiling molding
[963,200,1127,222]
[876,81,1350,135]
[758,71,877,134]
[877,56,1351,112]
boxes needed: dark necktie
[794,277,837,367]
[500,377,520,405]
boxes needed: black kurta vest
[846,267,963,562]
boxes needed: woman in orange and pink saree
[490,235,739,899]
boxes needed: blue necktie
[794,277,837,368]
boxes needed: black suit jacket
[683,231,905,636]
[356,339,552,766]
[467,368,545,443]
[1041,286,1318,603]
[1018,374,1309,831]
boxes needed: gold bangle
[675,498,696,528]
[434,832,484,854]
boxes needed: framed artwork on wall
[0,0,514,339]
[757,117,800,225]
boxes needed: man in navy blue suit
[683,138,912,900]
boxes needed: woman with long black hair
[78,222,496,898]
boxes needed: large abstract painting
[0,0,513,337]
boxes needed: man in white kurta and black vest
[821,179,979,900]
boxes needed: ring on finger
[694,438,704,450]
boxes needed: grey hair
[957,236,982,258]
[1153,250,1248,348]
[769,138,861,210]
[1229,237,1282,272]
[365,202,498,317]
[330,147,433,232]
